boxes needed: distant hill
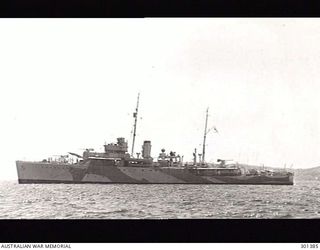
[294,166,320,181]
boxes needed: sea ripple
[0,180,319,219]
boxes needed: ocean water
[0,180,319,219]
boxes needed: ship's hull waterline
[16,161,294,185]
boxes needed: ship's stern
[288,172,294,185]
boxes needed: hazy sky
[1,19,320,180]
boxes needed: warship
[16,94,294,185]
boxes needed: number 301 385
[301,244,318,248]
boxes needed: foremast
[131,93,140,157]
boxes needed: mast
[201,108,218,164]
[202,107,209,164]
[131,93,140,157]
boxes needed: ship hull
[16,161,294,185]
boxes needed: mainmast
[131,93,140,157]
[202,108,209,164]
[202,107,218,164]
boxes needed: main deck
[16,160,294,185]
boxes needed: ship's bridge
[104,137,128,154]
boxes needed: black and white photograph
[1,18,320,229]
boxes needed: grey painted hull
[16,161,294,185]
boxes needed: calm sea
[0,180,319,219]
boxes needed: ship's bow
[16,161,24,184]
